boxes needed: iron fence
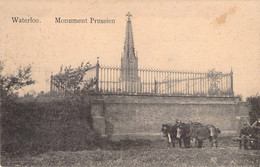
[51,63,234,97]
[98,65,234,96]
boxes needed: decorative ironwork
[97,65,234,97]
[207,69,223,95]
[50,60,234,97]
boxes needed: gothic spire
[124,12,136,58]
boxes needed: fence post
[96,57,100,92]
[154,80,157,94]
[230,68,234,96]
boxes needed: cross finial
[126,12,132,21]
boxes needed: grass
[1,137,259,167]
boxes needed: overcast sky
[1,0,259,99]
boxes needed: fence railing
[98,65,234,96]
[51,62,234,97]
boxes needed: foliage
[1,61,100,158]
[1,95,97,158]
[0,60,35,101]
[52,62,97,95]
[246,94,260,124]
[236,94,243,101]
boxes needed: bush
[1,96,97,157]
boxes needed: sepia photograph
[1,0,260,166]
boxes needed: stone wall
[90,94,249,140]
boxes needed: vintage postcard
[1,0,259,166]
